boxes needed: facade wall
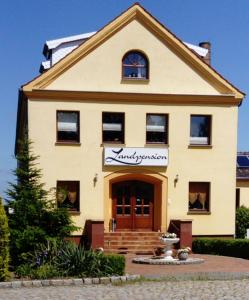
[28,98,238,236]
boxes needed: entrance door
[112,180,154,231]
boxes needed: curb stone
[32,280,42,287]
[12,281,22,288]
[22,281,33,288]
[0,282,11,288]
[83,278,92,285]
[0,275,140,289]
[72,278,83,286]
[50,279,64,286]
[100,277,111,284]
[143,272,249,281]
[110,276,121,283]
[92,278,100,284]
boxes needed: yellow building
[16,4,244,250]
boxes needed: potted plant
[159,233,180,261]
[177,247,191,260]
[161,232,177,239]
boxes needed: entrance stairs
[104,231,163,254]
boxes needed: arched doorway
[104,169,168,232]
[112,180,154,231]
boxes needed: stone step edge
[0,274,141,289]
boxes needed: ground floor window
[57,181,80,212]
[189,182,210,212]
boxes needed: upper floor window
[122,51,148,79]
[190,115,211,145]
[146,114,168,144]
[102,112,124,143]
[57,111,80,143]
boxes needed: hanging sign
[104,147,168,166]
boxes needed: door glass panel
[143,206,149,215]
[124,207,130,215]
[136,207,142,215]
[116,207,122,215]
[117,196,122,205]
[124,197,130,205]
[136,198,142,205]
[144,198,150,205]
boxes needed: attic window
[122,51,148,79]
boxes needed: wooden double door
[112,180,154,231]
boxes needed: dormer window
[122,51,148,79]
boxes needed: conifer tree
[0,197,9,281]
[7,137,77,266]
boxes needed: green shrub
[30,264,60,279]
[193,238,249,259]
[15,239,125,279]
[15,264,32,278]
[236,206,249,238]
[0,198,10,281]
[101,254,125,276]
[55,243,125,277]
[15,263,61,279]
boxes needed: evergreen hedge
[193,238,249,259]
[236,206,249,238]
[0,198,10,281]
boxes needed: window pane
[57,111,79,142]
[123,51,148,79]
[117,196,122,205]
[144,198,150,205]
[143,207,149,215]
[146,114,167,143]
[124,197,130,205]
[189,182,210,211]
[123,66,147,78]
[136,198,142,205]
[57,181,80,211]
[116,207,122,215]
[190,116,210,145]
[103,113,124,143]
[135,207,142,215]
[124,207,130,215]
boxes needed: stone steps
[104,231,163,254]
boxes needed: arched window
[122,51,148,79]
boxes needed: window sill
[121,78,149,84]
[68,210,81,215]
[55,142,81,146]
[187,211,211,215]
[145,143,169,148]
[101,143,126,147]
[188,145,212,149]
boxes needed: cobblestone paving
[1,279,249,300]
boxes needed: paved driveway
[1,279,249,300]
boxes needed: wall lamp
[174,174,179,187]
[93,173,98,186]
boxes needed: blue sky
[0,0,249,197]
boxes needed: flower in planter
[177,247,191,254]
[161,232,177,239]
[177,247,191,260]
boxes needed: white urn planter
[160,237,180,261]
